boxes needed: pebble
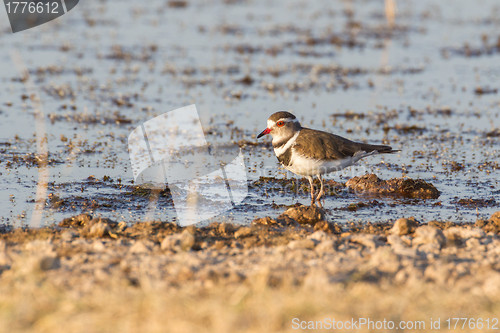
[413,225,446,248]
[444,227,485,240]
[349,234,384,250]
[129,240,152,254]
[307,231,329,242]
[161,230,195,251]
[390,218,418,236]
[234,227,252,239]
[369,247,400,273]
[88,222,110,238]
[252,217,277,226]
[287,239,316,250]
[490,211,500,225]
[61,230,77,241]
[315,240,336,254]
[39,256,61,271]
[281,205,325,224]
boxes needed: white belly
[285,149,376,176]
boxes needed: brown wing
[293,128,395,160]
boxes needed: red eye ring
[276,121,285,127]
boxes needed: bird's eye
[276,121,285,127]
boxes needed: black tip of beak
[257,128,270,139]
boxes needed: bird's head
[257,111,302,141]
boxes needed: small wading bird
[257,111,399,207]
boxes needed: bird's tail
[360,143,400,154]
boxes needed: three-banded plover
[257,111,399,206]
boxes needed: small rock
[252,216,277,226]
[275,215,297,226]
[424,263,451,284]
[346,174,440,199]
[303,268,330,289]
[465,238,481,249]
[129,240,153,254]
[413,225,446,248]
[490,211,500,226]
[25,240,53,252]
[161,231,195,252]
[59,213,92,227]
[179,230,195,250]
[387,234,409,248]
[117,221,128,232]
[287,239,316,250]
[482,273,500,296]
[369,247,400,273]
[313,220,338,233]
[315,240,336,254]
[349,234,384,250]
[307,231,329,242]
[61,230,77,241]
[444,227,485,242]
[390,218,418,235]
[475,213,500,233]
[281,205,325,224]
[92,241,106,252]
[234,227,252,239]
[218,222,234,234]
[39,256,60,271]
[88,222,110,238]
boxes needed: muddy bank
[0,211,499,332]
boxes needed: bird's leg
[316,175,324,208]
[307,176,316,206]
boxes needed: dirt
[0,210,499,332]
[346,174,441,199]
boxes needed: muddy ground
[0,211,499,332]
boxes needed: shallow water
[0,0,498,227]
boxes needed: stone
[280,205,325,224]
[39,256,60,271]
[444,227,485,244]
[465,238,481,249]
[234,227,252,239]
[369,247,400,273]
[252,217,277,226]
[349,234,384,250]
[179,230,196,250]
[346,174,440,199]
[475,212,500,233]
[313,220,339,233]
[315,240,336,254]
[92,241,106,252]
[129,240,153,254]
[161,231,195,252]
[88,222,110,238]
[307,231,330,242]
[217,222,235,234]
[25,240,53,252]
[61,230,77,241]
[287,239,316,250]
[390,218,418,235]
[387,234,409,249]
[490,211,500,225]
[413,225,446,248]
[59,213,92,227]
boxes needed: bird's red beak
[257,128,271,138]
